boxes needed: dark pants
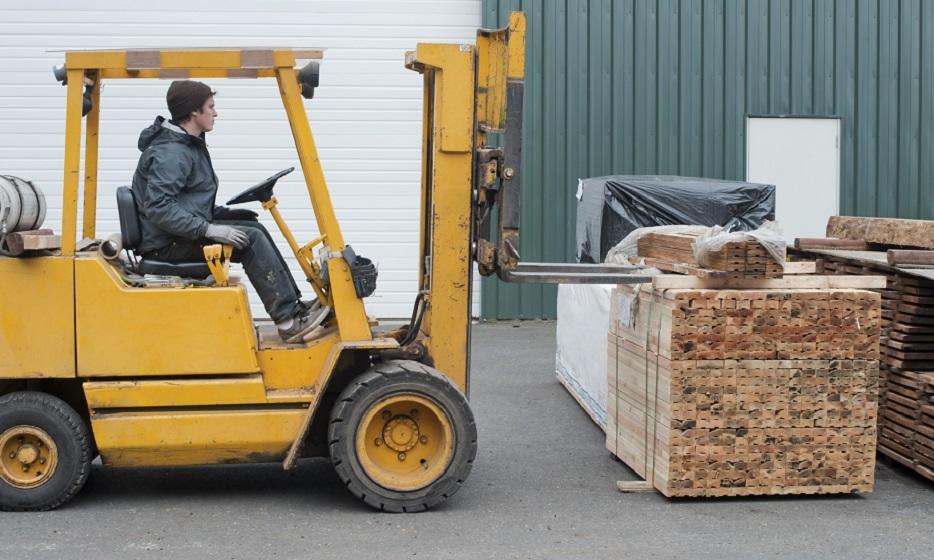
[144,220,303,322]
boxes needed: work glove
[213,206,259,221]
[205,224,250,250]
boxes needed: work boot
[278,303,331,343]
[299,298,320,314]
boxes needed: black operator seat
[115,186,211,278]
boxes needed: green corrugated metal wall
[480,0,934,320]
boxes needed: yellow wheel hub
[0,426,58,489]
[356,394,455,492]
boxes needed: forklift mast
[404,13,650,390]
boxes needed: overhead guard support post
[61,69,85,257]
[274,65,371,342]
[82,74,102,240]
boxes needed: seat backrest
[116,186,142,250]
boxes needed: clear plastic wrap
[692,221,786,267]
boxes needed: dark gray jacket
[131,116,218,254]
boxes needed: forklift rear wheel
[329,360,476,512]
[0,391,92,511]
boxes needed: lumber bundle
[637,232,782,279]
[791,232,934,482]
[827,216,934,249]
[606,285,880,496]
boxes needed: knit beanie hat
[166,80,215,121]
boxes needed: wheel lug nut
[39,458,46,465]
[8,452,14,459]
[419,436,428,444]
[381,411,392,421]
[410,409,419,418]
[22,466,29,472]
[374,438,382,447]
[397,452,406,462]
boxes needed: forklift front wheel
[328,360,477,512]
[0,392,92,511]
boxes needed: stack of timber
[606,281,881,496]
[827,216,934,249]
[919,376,934,474]
[637,232,783,279]
[787,215,934,482]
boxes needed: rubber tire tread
[328,360,477,513]
[0,391,92,511]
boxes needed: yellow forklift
[0,13,645,512]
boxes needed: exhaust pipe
[99,233,123,260]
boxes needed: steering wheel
[227,167,295,205]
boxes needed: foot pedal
[203,244,233,286]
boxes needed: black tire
[329,360,477,512]
[0,391,92,511]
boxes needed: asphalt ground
[1,321,933,559]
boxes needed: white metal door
[745,117,841,241]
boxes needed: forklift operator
[131,80,326,343]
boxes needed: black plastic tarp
[576,175,776,263]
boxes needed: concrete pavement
[1,321,932,559]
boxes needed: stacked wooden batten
[606,281,881,497]
[637,232,783,279]
[790,216,934,482]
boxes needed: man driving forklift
[131,80,328,342]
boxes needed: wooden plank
[892,323,934,335]
[887,249,934,266]
[784,261,817,274]
[637,257,731,279]
[889,331,934,343]
[3,229,59,256]
[879,444,916,469]
[651,274,886,290]
[895,313,934,326]
[898,303,934,317]
[900,294,934,305]
[895,275,934,288]
[827,215,934,249]
[795,237,872,250]
[616,480,657,493]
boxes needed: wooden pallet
[606,285,880,497]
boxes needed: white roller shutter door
[0,0,482,319]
